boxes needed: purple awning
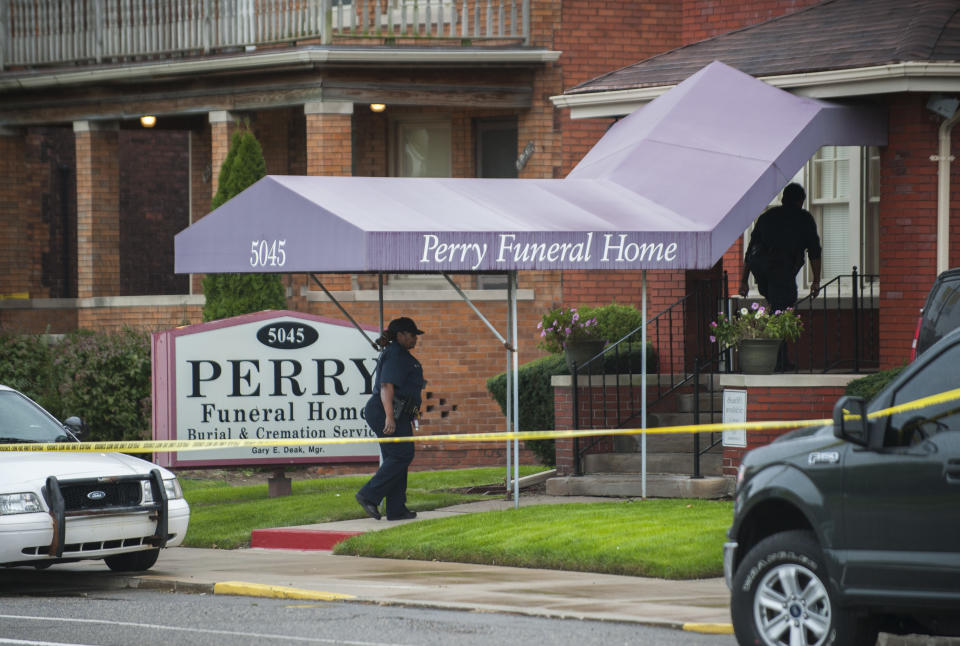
[175,61,886,274]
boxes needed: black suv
[725,327,960,645]
[912,267,960,359]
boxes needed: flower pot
[564,340,607,373]
[738,338,781,374]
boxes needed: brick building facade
[3,0,953,479]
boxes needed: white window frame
[389,116,453,288]
[741,146,879,300]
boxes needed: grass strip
[333,499,732,579]
[179,467,544,549]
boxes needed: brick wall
[720,384,846,475]
[119,130,190,296]
[877,95,945,367]
[75,124,121,298]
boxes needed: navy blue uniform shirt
[373,342,425,407]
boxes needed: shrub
[485,343,658,467]
[845,365,906,401]
[487,354,566,466]
[537,302,649,353]
[203,126,286,322]
[53,328,153,442]
[0,331,57,411]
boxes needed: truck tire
[731,530,876,646]
[104,548,160,572]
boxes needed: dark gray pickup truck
[724,327,960,646]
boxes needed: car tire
[731,530,877,646]
[104,548,160,572]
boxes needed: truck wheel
[104,548,160,572]
[731,530,876,646]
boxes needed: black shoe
[386,510,417,521]
[355,493,381,520]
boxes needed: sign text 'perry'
[152,312,381,468]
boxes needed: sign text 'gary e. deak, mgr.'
[152,312,381,467]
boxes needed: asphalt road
[0,586,736,646]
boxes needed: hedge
[0,328,153,444]
[486,344,658,466]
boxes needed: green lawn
[179,467,733,579]
[179,467,537,549]
[334,498,731,579]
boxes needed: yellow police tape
[2,386,959,454]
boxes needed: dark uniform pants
[358,397,414,519]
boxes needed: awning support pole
[441,273,510,348]
[505,276,514,498]
[641,270,648,500]
[509,270,520,509]
[378,274,384,334]
[309,273,379,351]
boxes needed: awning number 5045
[250,240,286,267]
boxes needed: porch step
[675,390,725,413]
[545,474,733,499]
[584,450,722,477]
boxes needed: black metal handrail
[569,267,880,477]
[727,267,879,373]
[571,275,726,476]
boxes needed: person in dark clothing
[355,317,426,521]
[739,182,822,309]
[739,183,822,370]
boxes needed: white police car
[0,385,189,571]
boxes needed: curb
[213,580,355,601]
[250,528,364,550]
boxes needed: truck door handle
[946,459,960,483]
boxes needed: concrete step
[607,431,722,453]
[648,411,724,428]
[584,451,723,477]
[546,474,734,499]
[674,390,724,414]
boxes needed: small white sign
[722,389,748,448]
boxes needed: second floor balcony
[0,0,531,71]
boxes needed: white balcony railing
[0,0,530,71]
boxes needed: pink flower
[710,335,716,343]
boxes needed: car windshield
[0,390,74,443]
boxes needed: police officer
[355,317,425,521]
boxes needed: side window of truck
[886,342,960,446]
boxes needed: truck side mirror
[833,396,868,446]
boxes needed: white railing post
[0,0,9,70]
[202,0,212,52]
[520,0,527,44]
[320,0,331,43]
[93,0,104,63]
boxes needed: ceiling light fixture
[140,115,157,128]
[370,104,386,113]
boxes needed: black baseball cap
[388,317,425,335]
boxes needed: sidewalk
[138,495,734,634]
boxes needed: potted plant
[711,303,803,373]
[538,307,606,372]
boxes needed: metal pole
[641,269,647,499]
[378,273,384,333]
[505,273,513,495]
[510,270,520,509]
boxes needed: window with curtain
[743,145,880,294]
[390,118,452,288]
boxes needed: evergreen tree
[202,126,286,321]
